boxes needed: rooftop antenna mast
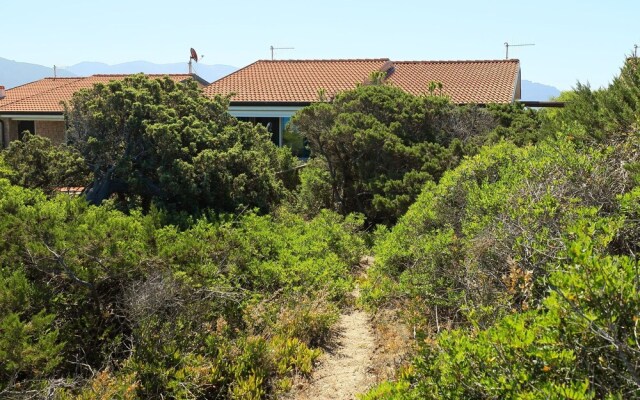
[634,44,638,58]
[504,42,535,59]
[270,45,294,60]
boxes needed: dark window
[17,120,35,140]
[237,117,281,145]
[253,117,280,145]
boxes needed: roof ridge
[90,73,193,77]
[394,59,520,64]
[0,77,84,109]
[255,58,391,63]
[2,77,79,92]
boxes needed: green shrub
[370,214,638,399]
[0,178,365,398]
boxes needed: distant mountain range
[0,57,237,89]
[521,80,561,102]
[63,61,237,83]
[0,58,76,88]
[1,57,562,102]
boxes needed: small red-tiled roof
[54,186,85,196]
[0,74,204,113]
[204,59,520,105]
[387,60,520,104]
[203,59,390,103]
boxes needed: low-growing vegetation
[0,176,364,398]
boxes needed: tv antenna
[188,48,204,74]
[270,45,294,60]
[504,42,535,59]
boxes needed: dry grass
[369,308,414,383]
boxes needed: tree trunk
[84,166,126,205]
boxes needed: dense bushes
[363,136,630,327]
[361,135,639,396]
[290,85,546,226]
[0,178,364,398]
[361,60,640,398]
[364,210,640,399]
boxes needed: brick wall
[7,120,18,142]
[0,119,66,147]
[35,121,66,144]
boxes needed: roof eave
[229,101,313,107]
[512,65,522,102]
[0,111,64,116]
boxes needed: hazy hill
[64,61,237,84]
[0,57,237,88]
[0,57,76,89]
[521,79,561,101]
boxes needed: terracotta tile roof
[0,74,203,113]
[205,59,520,105]
[387,60,520,104]
[54,186,85,196]
[203,59,390,103]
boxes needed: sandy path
[287,256,376,400]
[291,309,376,400]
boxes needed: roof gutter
[0,112,64,121]
[229,101,313,107]
[518,101,565,108]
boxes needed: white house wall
[227,106,301,119]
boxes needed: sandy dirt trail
[287,258,377,400]
[290,309,376,400]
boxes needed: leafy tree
[1,132,89,193]
[291,84,497,225]
[0,268,64,389]
[65,74,293,214]
[551,57,640,143]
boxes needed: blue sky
[2,0,638,90]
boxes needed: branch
[44,243,94,290]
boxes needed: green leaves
[0,178,365,397]
[1,133,90,193]
[64,74,293,215]
[0,268,64,384]
[361,58,640,396]
[292,84,497,225]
